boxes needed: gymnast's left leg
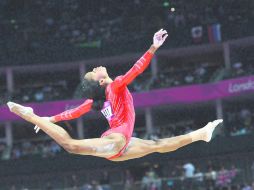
[7,102,127,158]
[110,119,223,161]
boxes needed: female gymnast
[7,29,223,162]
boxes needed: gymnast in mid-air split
[7,29,223,162]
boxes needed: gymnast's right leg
[111,119,223,161]
[7,102,126,159]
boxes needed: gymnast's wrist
[49,116,56,123]
[148,44,158,54]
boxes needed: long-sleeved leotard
[101,51,153,159]
[53,51,153,123]
[52,51,154,159]
[53,99,93,122]
[111,51,153,92]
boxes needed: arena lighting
[163,1,170,7]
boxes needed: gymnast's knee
[61,140,80,154]
[60,139,91,154]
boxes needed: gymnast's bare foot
[7,102,34,121]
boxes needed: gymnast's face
[84,66,109,86]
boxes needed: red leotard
[52,51,154,159]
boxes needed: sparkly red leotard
[53,51,154,159]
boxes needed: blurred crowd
[225,106,254,137]
[5,157,254,190]
[132,61,220,92]
[140,162,242,190]
[12,81,69,103]
[1,108,253,162]
[0,106,253,188]
[2,60,252,104]
[10,140,61,160]
[3,61,221,103]
[229,62,254,79]
[0,0,253,65]
[134,119,196,141]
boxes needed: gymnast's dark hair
[81,78,106,111]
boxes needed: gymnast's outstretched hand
[153,29,168,49]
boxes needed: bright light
[163,2,170,7]
[171,7,175,12]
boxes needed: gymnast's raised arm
[112,29,168,89]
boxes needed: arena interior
[0,0,254,189]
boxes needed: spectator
[184,74,194,84]
[242,183,252,190]
[183,162,195,190]
[34,90,44,102]
[81,183,93,190]
[141,168,160,190]
[229,165,238,182]
[91,180,103,190]
[183,162,195,178]
[205,167,217,189]
[232,62,244,77]
[166,170,177,190]
[123,170,134,190]
[100,171,111,190]
[216,166,231,188]
[49,141,61,155]
[11,146,22,159]
[193,168,204,189]
[141,171,151,190]
[70,174,79,188]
